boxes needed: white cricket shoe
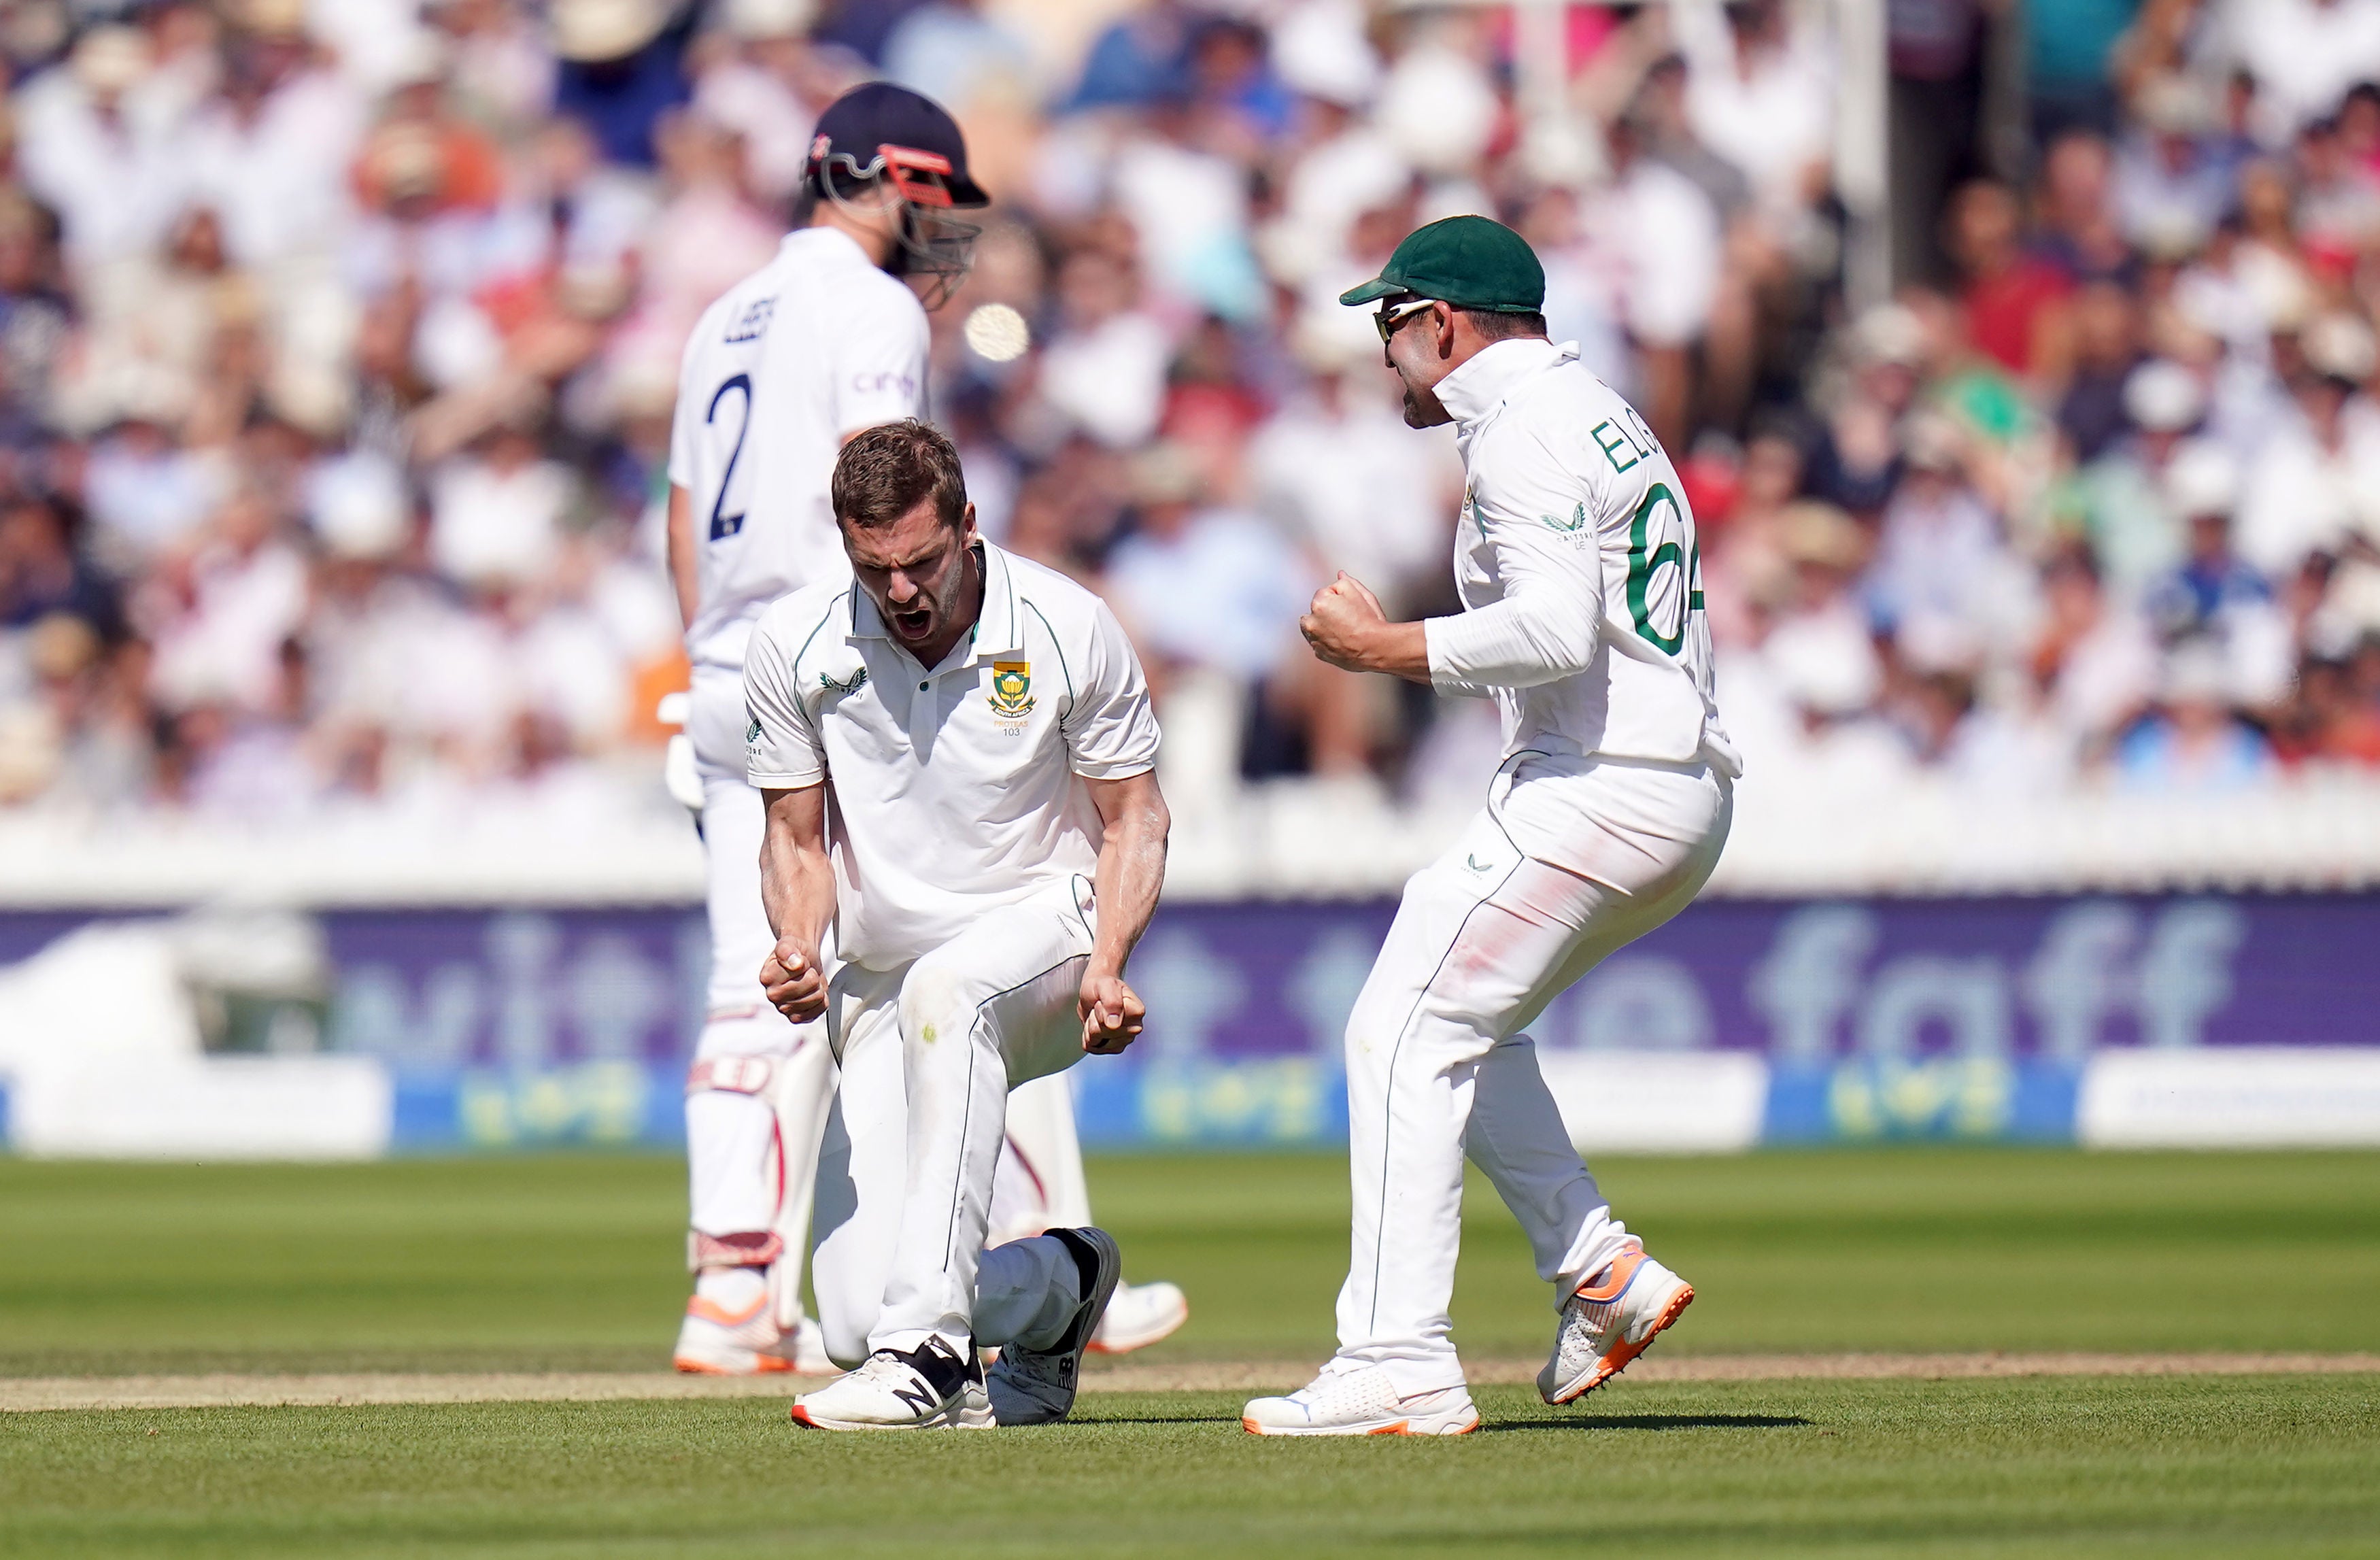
[1538,1243,1694,1405]
[789,1338,993,1431]
[671,1281,833,1376]
[1089,1278,1188,1355]
[987,1227,1120,1425]
[1242,1364,1479,1437]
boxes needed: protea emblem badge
[989,660,1035,719]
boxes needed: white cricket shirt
[668,226,930,673]
[743,541,1161,970]
[1425,337,1737,776]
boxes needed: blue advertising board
[5,894,2377,1151]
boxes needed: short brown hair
[830,420,968,532]
[1461,307,1547,341]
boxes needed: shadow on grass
[1484,1413,1812,1434]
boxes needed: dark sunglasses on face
[1374,296,1439,345]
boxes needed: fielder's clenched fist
[761,936,826,1023]
[1301,571,1388,671]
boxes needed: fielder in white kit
[1244,217,1741,1436]
[663,84,1180,1374]
[745,421,1172,1429]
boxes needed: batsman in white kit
[745,421,1172,1429]
[1244,217,1741,1436]
[662,82,1180,1378]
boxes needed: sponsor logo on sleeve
[723,296,776,343]
[1540,502,1593,546]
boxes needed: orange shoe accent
[1578,1283,1694,1397]
[1240,1414,1477,1436]
[685,1293,770,1327]
[675,1352,794,1376]
[789,1404,818,1427]
[1573,1244,1646,1304]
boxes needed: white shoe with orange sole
[1241,1365,1479,1437]
[672,1289,834,1376]
[1537,1243,1693,1405]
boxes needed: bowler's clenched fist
[1079,970,1144,1055]
[1301,571,1387,671]
[761,936,826,1023]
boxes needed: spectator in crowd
[2115,635,2276,790]
[2143,439,2295,708]
[2065,356,2202,596]
[2033,547,2160,759]
[1948,178,2075,382]
[1102,441,1321,781]
[2237,311,2380,579]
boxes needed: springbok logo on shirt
[989,660,1035,719]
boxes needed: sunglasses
[1373,296,1440,345]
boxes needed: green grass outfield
[3,1149,2376,1374]
[5,1379,2375,1558]
[3,1149,2377,1556]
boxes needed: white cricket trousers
[683,665,837,1327]
[809,878,1100,1367]
[1337,751,1732,1395]
[987,1072,1095,1243]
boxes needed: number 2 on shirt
[707,373,753,541]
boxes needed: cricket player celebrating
[663,82,989,1377]
[745,421,1171,1430]
[1243,217,1741,1436]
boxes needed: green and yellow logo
[1542,502,1588,533]
[989,659,1035,719]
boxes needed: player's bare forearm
[758,784,834,1021]
[666,484,699,630]
[1085,769,1168,977]
[1299,572,1431,683]
[1080,769,1170,1053]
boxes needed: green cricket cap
[1338,215,1545,313]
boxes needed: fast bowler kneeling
[746,422,1170,1430]
[1244,218,1741,1437]
[663,82,987,1377]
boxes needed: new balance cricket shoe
[1089,1278,1189,1355]
[671,1278,834,1376]
[1242,1365,1480,1437]
[789,1338,992,1431]
[1537,1243,1694,1405]
[987,1226,1121,1425]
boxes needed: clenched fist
[760,936,826,1023]
[1079,969,1145,1055]
[1300,571,1389,671]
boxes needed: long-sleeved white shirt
[1424,338,1737,776]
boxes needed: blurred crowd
[4,0,2380,835]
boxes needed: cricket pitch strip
[6,1353,2375,1412]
